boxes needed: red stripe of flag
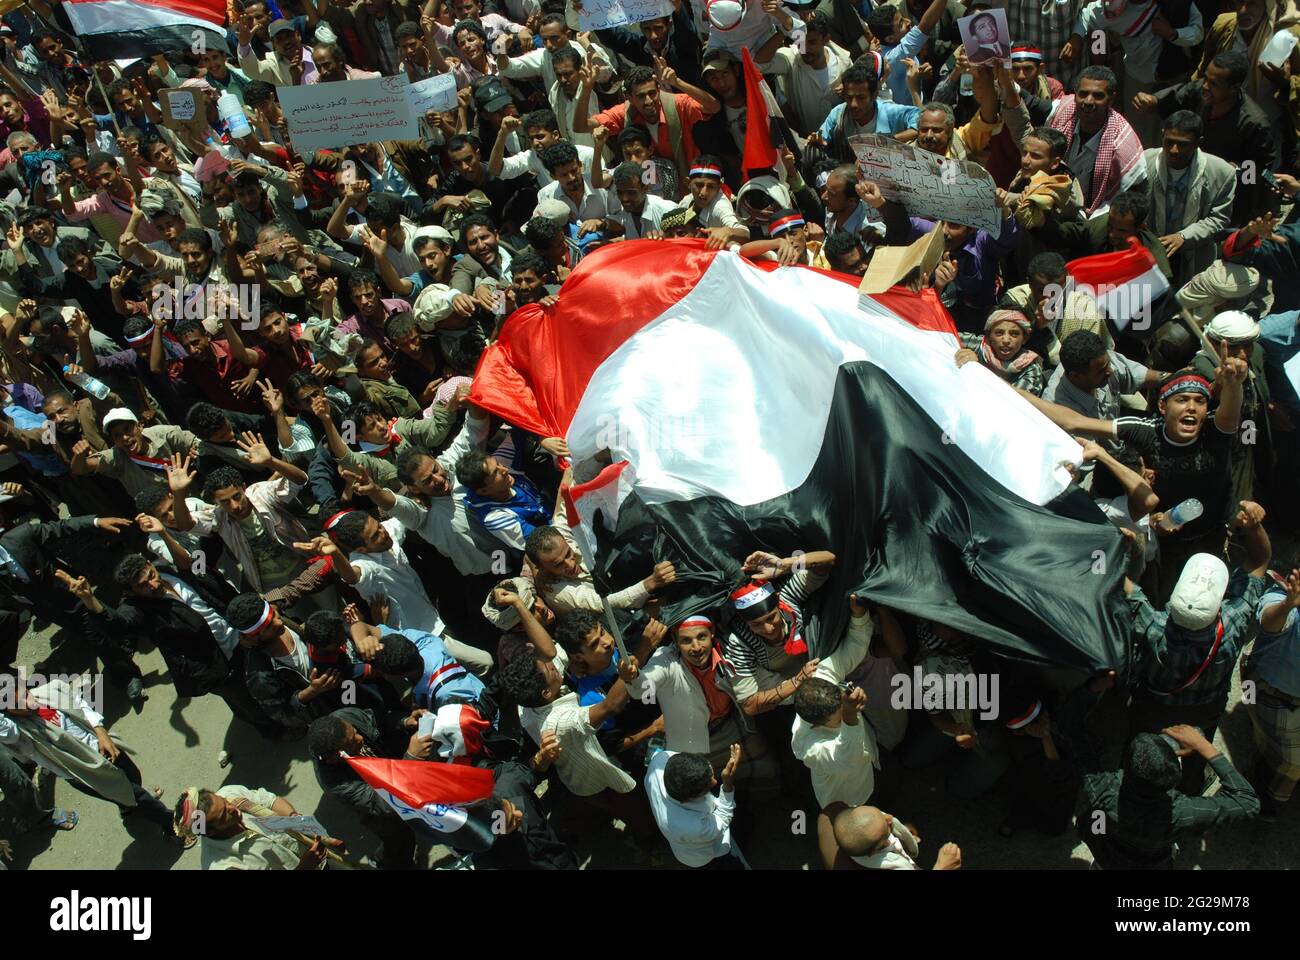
[344,755,495,808]
[469,240,958,439]
[741,47,778,173]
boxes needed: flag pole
[91,68,124,139]
[563,479,633,664]
[1179,307,1221,367]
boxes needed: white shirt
[350,517,447,635]
[849,820,921,870]
[348,217,423,277]
[382,412,499,576]
[519,646,635,797]
[645,748,736,867]
[500,143,595,188]
[790,612,877,807]
[695,192,744,230]
[534,178,621,224]
[161,571,242,659]
[615,193,681,239]
[200,785,306,871]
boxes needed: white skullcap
[1205,309,1259,342]
[1168,554,1230,630]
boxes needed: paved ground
[6,611,1297,871]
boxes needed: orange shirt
[593,94,709,171]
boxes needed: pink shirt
[67,189,163,243]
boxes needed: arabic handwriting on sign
[847,133,1000,236]
[577,0,674,31]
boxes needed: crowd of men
[0,0,1298,872]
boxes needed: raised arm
[656,56,719,115]
[1082,440,1158,517]
[1213,356,1248,434]
[309,393,352,461]
[1016,389,1117,439]
[218,312,264,369]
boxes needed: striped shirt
[464,473,549,553]
[722,569,827,684]
[1129,571,1266,707]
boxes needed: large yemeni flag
[471,241,1131,672]
[1066,237,1170,331]
[64,0,231,60]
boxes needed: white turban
[1205,310,1260,342]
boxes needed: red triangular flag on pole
[344,756,495,808]
[741,47,779,173]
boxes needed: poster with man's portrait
[958,8,1011,64]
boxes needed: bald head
[832,805,891,857]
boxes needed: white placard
[166,90,197,121]
[850,133,1002,237]
[578,0,674,32]
[406,73,459,116]
[279,76,418,152]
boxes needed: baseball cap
[268,18,298,37]
[473,77,513,113]
[102,407,139,431]
[534,197,572,226]
[702,48,739,73]
[1167,554,1230,630]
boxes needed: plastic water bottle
[960,72,974,97]
[62,365,110,400]
[1157,498,1203,533]
[217,92,252,140]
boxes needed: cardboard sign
[577,0,674,32]
[858,225,945,295]
[850,133,1002,237]
[278,76,418,153]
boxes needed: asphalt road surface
[5,615,1296,871]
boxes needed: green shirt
[237,510,304,589]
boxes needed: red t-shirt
[257,325,313,390]
[182,338,266,413]
[592,94,708,172]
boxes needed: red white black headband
[323,510,354,535]
[1158,374,1212,403]
[1010,44,1042,61]
[125,327,155,345]
[689,164,723,179]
